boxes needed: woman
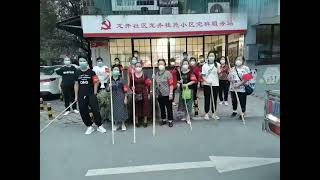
[129,62,152,127]
[92,57,109,91]
[201,51,220,120]
[128,56,139,84]
[55,57,79,116]
[190,57,201,116]
[112,57,124,78]
[218,56,230,106]
[177,59,197,123]
[228,56,251,119]
[168,58,180,106]
[107,66,129,131]
[155,59,174,127]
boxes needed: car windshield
[40,66,58,75]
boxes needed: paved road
[40,92,279,180]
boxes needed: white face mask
[182,64,189,70]
[220,60,225,64]
[190,61,196,66]
[134,54,138,58]
[170,62,175,66]
[158,65,165,71]
[199,58,204,63]
[135,67,142,72]
[235,60,243,66]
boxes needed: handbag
[235,67,254,95]
[182,86,192,100]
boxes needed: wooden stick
[109,72,115,144]
[152,63,156,136]
[226,57,245,124]
[131,70,136,143]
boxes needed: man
[92,57,109,91]
[56,57,79,116]
[74,57,107,134]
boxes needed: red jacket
[191,64,202,82]
[169,66,179,90]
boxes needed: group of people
[56,50,253,135]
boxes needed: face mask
[135,67,142,72]
[170,62,175,66]
[190,61,196,66]
[235,60,243,66]
[182,64,189,70]
[208,57,215,64]
[64,60,71,65]
[158,65,165,71]
[199,58,204,63]
[112,70,120,76]
[97,62,103,67]
[220,60,226,64]
[134,54,138,58]
[131,59,137,65]
[79,62,88,69]
[115,61,120,65]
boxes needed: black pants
[158,96,173,121]
[78,94,102,127]
[172,88,177,103]
[62,85,77,111]
[192,84,198,102]
[231,91,247,113]
[203,85,219,113]
[218,80,230,101]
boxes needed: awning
[252,15,280,26]
[56,16,83,37]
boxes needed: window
[116,0,134,6]
[133,39,152,67]
[152,38,168,65]
[109,39,132,68]
[256,24,280,64]
[205,35,226,58]
[187,37,203,61]
[169,37,186,65]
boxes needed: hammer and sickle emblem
[101,20,111,30]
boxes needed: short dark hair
[96,57,103,62]
[169,58,175,63]
[157,59,166,66]
[190,57,196,62]
[219,56,228,64]
[183,52,188,55]
[199,55,204,58]
[134,50,139,54]
[114,57,120,61]
[207,50,216,58]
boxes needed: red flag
[168,78,174,86]
[243,73,253,81]
[92,75,99,83]
[123,84,128,93]
[145,79,152,86]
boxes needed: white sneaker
[73,110,79,114]
[97,126,107,133]
[112,126,117,131]
[186,120,191,124]
[204,114,210,120]
[121,123,127,131]
[63,111,70,116]
[181,118,186,121]
[172,102,177,106]
[212,114,220,120]
[85,126,95,135]
[219,102,223,105]
[224,102,229,106]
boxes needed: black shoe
[136,122,140,127]
[160,120,167,126]
[143,122,148,128]
[168,121,173,127]
[230,112,237,117]
[195,111,198,116]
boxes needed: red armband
[190,74,197,81]
[145,79,152,86]
[123,84,128,93]
[168,78,174,86]
[243,73,253,81]
[92,75,99,83]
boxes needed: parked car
[40,65,63,97]
[262,90,280,137]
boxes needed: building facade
[58,0,280,95]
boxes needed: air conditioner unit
[160,7,179,14]
[159,0,178,7]
[111,0,159,11]
[208,2,230,13]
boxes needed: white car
[40,64,80,98]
